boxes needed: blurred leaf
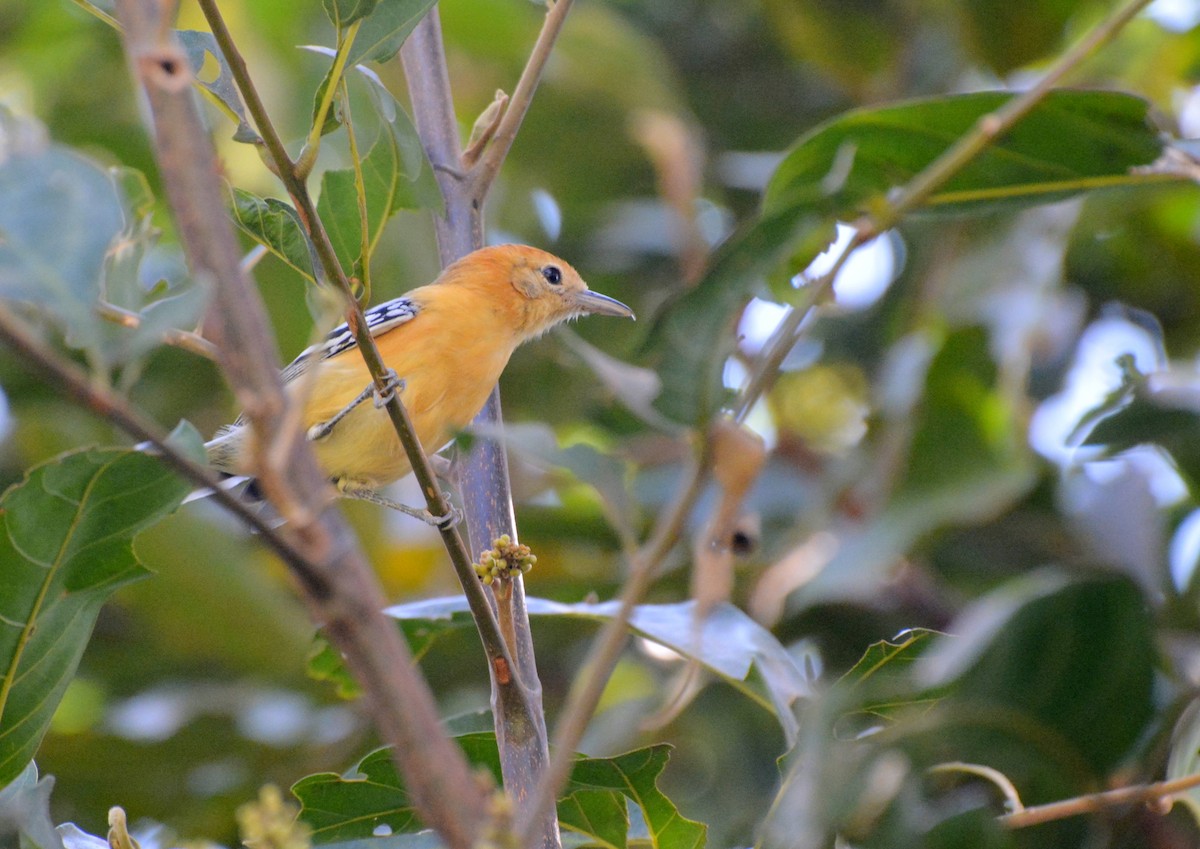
[488,422,638,542]
[0,437,194,786]
[1076,358,1200,492]
[57,823,108,849]
[0,762,63,849]
[346,0,438,66]
[230,189,318,284]
[557,328,678,433]
[918,572,1156,773]
[761,0,906,98]
[650,207,835,426]
[765,90,1165,219]
[788,328,1037,611]
[381,598,810,743]
[0,108,124,352]
[176,30,258,143]
[295,735,705,849]
[324,0,382,29]
[959,0,1082,75]
[1167,698,1200,827]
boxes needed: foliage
[2,1,1200,848]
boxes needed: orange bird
[205,244,634,517]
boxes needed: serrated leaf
[324,0,382,28]
[346,0,438,66]
[0,446,192,785]
[832,628,944,727]
[379,598,810,744]
[295,736,705,849]
[0,108,124,352]
[0,762,63,849]
[230,189,319,284]
[177,30,259,143]
[765,89,1165,219]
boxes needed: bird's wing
[280,296,420,384]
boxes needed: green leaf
[323,0,382,29]
[315,64,442,272]
[0,762,63,849]
[0,444,192,785]
[379,598,810,743]
[346,0,438,66]
[230,189,319,284]
[917,572,1156,773]
[0,108,124,352]
[295,736,706,849]
[649,206,834,426]
[765,89,1165,219]
[176,30,259,144]
[1074,357,1200,493]
[833,628,944,725]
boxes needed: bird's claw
[422,501,463,531]
[373,369,404,408]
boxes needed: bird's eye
[542,265,563,286]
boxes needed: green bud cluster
[473,534,537,585]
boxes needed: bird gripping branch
[205,244,634,516]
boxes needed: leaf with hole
[177,30,258,143]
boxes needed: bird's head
[447,244,634,340]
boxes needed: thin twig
[94,301,219,360]
[400,6,577,846]
[113,3,490,846]
[468,0,575,199]
[194,0,515,678]
[519,454,710,843]
[1000,771,1200,829]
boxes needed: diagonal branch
[194,0,517,692]
[111,2,488,846]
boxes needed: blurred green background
[5,0,1200,846]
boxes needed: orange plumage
[206,245,633,496]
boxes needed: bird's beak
[574,289,635,320]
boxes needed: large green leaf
[295,735,705,849]
[0,109,124,353]
[917,572,1156,774]
[230,189,319,285]
[765,89,1165,219]
[0,429,200,785]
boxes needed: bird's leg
[335,478,463,530]
[307,370,404,442]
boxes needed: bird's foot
[336,479,461,529]
[372,369,404,408]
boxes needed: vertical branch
[111,3,487,847]
[399,5,574,847]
